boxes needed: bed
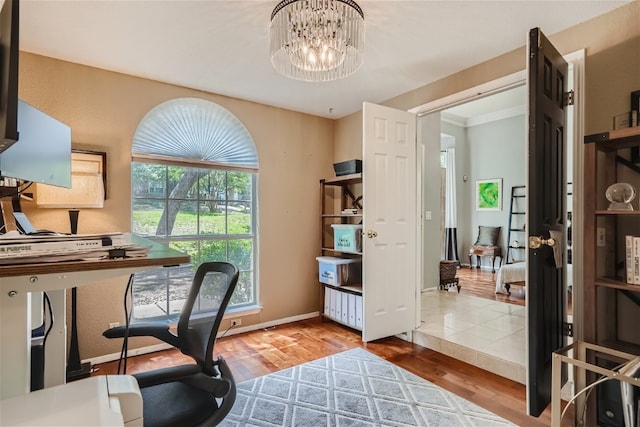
[495,262,526,295]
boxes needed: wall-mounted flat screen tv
[0,100,71,188]
[0,0,19,153]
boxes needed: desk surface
[0,235,190,277]
[0,235,190,400]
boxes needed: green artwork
[476,179,502,210]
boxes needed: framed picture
[476,178,502,211]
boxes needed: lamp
[270,0,365,82]
[36,157,105,234]
[35,151,105,381]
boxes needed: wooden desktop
[0,235,189,400]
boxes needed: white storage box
[316,256,361,286]
[331,224,363,253]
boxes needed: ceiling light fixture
[270,0,365,82]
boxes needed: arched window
[131,98,258,320]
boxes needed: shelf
[320,173,362,186]
[585,126,640,149]
[595,210,640,215]
[594,276,640,291]
[321,214,363,219]
[323,283,363,295]
[321,247,362,256]
[598,339,640,356]
[321,313,363,331]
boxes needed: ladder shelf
[506,185,526,264]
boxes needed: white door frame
[406,49,585,369]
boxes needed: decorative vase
[606,183,636,210]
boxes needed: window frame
[130,159,259,322]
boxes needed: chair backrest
[176,261,239,375]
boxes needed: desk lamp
[36,153,105,380]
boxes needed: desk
[0,236,189,400]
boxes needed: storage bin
[333,159,362,176]
[331,224,363,253]
[316,256,362,286]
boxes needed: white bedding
[495,262,526,294]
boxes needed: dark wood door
[527,27,568,417]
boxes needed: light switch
[597,227,605,247]
[425,211,432,221]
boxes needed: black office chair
[103,262,239,427]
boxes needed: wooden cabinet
[584,126,640,353]
[319,173,363,331]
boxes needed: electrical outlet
[597,227,606,247]
[231,319,242,327]
[108,322,119,329]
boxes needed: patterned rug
[220,347,515,426]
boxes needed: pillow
[474,226,501,246]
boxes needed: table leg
[44,290,67,388]
[0,284,31,399]
[491,256,496,273]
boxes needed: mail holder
[551,340,640,427]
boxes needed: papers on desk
[0,232,150,264]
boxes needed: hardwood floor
[455,265,525,306]
[456,264,573,315]
[93,317,572,426]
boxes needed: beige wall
[17,53,335,359]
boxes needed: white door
[362,102,418,342]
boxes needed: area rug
[220,347,515,426]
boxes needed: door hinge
[563,322,573,337]
[564,90,575,107]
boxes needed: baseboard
[85,311,320,366]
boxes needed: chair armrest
[103,323,180,348]
[134,364,201,388]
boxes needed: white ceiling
[15,0,630,119]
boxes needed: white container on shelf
[316,256,361,286]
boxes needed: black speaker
[597,357,637,427]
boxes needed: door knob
[528,235,556,249]
[366,230,378,238]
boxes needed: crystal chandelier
[270,0,365,82]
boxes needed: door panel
[527,27,568,417]
[362,102,417,343]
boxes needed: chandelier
[270,0,365,82]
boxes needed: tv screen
[0,100,71,188]
[0,0,19,153]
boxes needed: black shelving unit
[506,185,526,264]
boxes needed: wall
[466,114,526,266]
[17,53,335,359]
[419,113,441,289]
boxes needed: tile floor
[414,289,527,384]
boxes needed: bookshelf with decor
[584,126,640,354]
[318,173,364,331]
[563,126,640,426]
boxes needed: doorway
[416,84,530,384]
[412,50,583,384]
